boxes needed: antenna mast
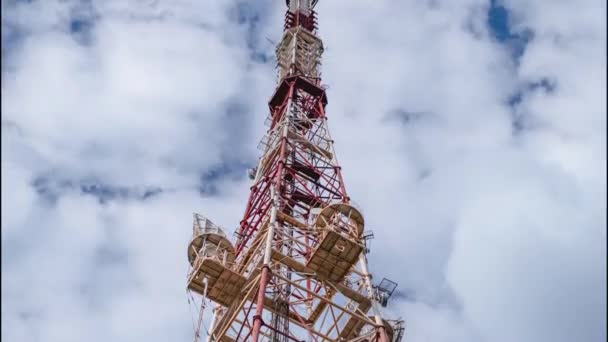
[186,1,404,341]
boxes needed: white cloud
[315,0,605,341]
[2,0,269,188]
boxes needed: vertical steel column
[359,252,390,342]
[206,306,221,342]
[252,97,292,340]
[251,185,281,341]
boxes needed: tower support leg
[359,252,390,342]
[252,186,280,342]
[206,306,220,342]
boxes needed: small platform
[187,257,246,307]
[314,202,364,237]
[187,233,235,266]
[306,230,363,283]
[306,202,366,283]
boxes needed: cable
[187,291,198,336]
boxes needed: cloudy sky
[2,0,606,341]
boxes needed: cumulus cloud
[2,1,605,342]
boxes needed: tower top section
[283,0,319,33]
[286,0,319,15]
[277,0,323,81]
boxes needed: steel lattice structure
[187,1,404,341]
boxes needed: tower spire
[186,2,404,341]
[278,0,322,82]
[286,0,319,15]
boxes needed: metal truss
[186,1,404,341]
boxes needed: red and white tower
[186,1,404,341]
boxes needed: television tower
[186,1,404,341]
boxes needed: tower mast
[186,1,404,341]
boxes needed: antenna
[374,278,399,307]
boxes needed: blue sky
[2,1,606,342]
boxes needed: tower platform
[186,214,246,307]
[306,203,365,283]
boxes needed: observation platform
[306,203,365,283]
[186,214,246,307]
